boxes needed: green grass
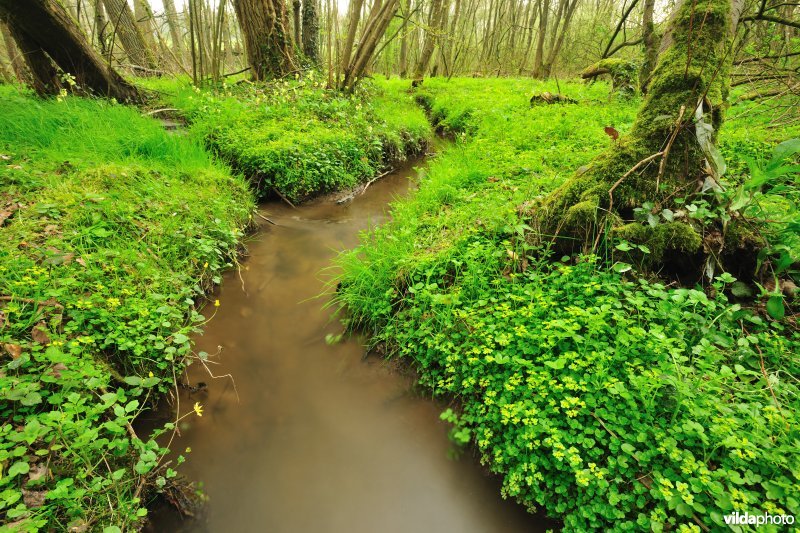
[141,74,432,202]
[0,86,254,531]
[335,77,800,531]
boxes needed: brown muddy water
[144,158,549,533]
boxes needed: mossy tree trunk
[0,0,141,101]
[301,0,319,64]
[232,0,296,80]
[529,0,747,269]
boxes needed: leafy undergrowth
[141,74,431,203]
[0,86,254,531]
[335,77,800,531]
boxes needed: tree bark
[101,0,158,70]
[163,0,185,59]
[398,0,411,77]
[0,0,141,101]
[302,0,319,62]
[532,0,549,77]
[233,0,296,80]
[530,0,747,264]
[413,0,448,82]
[292,0,301,47]
[640,0,657,92]
[0,21,29,83]
[340,0,400,89]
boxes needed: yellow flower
[193,402,204,417]
[214,299,220,307]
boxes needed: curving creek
[142,154,550,532]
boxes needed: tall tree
[340,0,400,89]
[413,0,448,83]
[302,0,320,63]
[531,0,748,269]
[163,0,186,59]
[640,0,656,91]
[101,0,158,71]
[0,21,29,83]
[233,0,296,80]
[0,0,141,101]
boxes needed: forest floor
[335,78,800,531]
[0,80,429,531]
[0,77,798,531]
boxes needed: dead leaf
[76,258,87,267]
[48,363,67,379]
[22,489,47,508]
[487,176,499,182]
[0,209,14,226]
[3,343,22,359]
[31,323,51,345]
[67,521,89,533]
[0,154,10,160]
[604,126,619,141]
[28,463,49,482]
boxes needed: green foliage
[141,74,431,202]
[336,78,800,530]
[0,86,254,530]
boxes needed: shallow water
[145,159,549,533]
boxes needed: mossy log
[581,58,639,95]
[526,0,753,275]
[529,91,577,105]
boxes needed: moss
[582,58,639,95]
[615,221,702,264]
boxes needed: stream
[145,156,549,532]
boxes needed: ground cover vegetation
[0,85,254,530]
[143,75,431,203]
[334,76,800,531]
[1,0,798,530]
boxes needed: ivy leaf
[620,443,635,455]
[21,392,42,406]
[766,295,785,320]
[8,461,30,478]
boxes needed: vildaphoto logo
[723,511,795,526]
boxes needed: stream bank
[142,156,550,532]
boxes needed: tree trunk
[532,0,549,77]
[529,0,747,268]
[101,0,158,70]
[233,0,296,80]
[93,0,110,56]
[541,0,578,77]
[0,0,141,101]
[133,0,158,54]
[340,0,400,89]
[302,0,319,63]
[340,0,364,76]
[292,0,301,48]
[413,0,447,83]
[1,21,29,83]
[398,0,411,77]
[163,0,185,59]
[640,0,657,92]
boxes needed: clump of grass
[142,74,432,203]
[0,85,254,530]
[335,77,800,530]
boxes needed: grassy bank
[141,75,431,203]
[335,78,800,531]
[0,86,254,531]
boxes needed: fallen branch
[256,212,278,225]
[272,187,296,209]
[359,168,394,196]
[0,295,63,309]
[143,107,179,116]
